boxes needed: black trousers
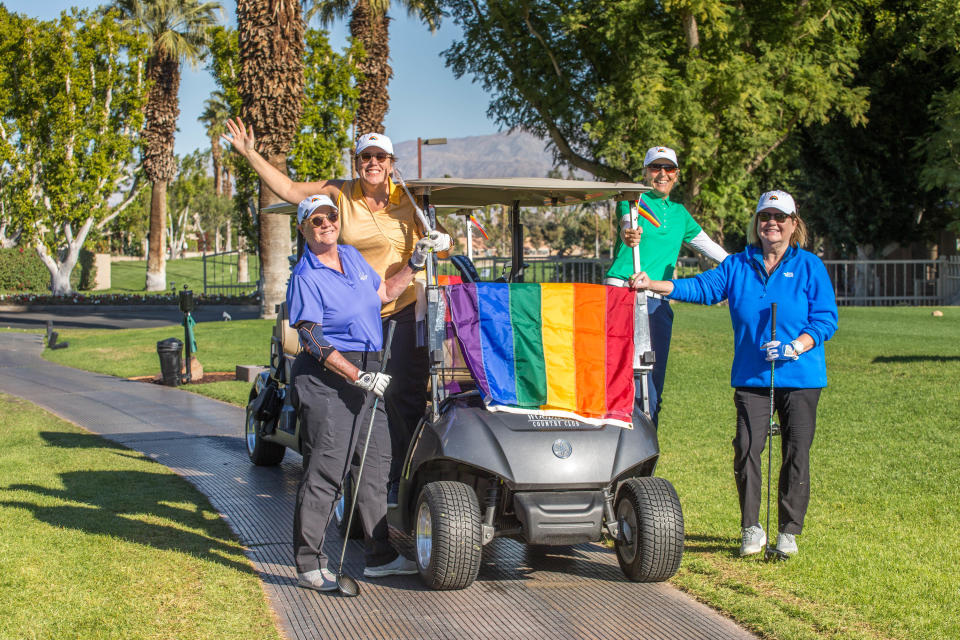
[732,387,821,535]
[382,304,429,482]
[290,352,396,573]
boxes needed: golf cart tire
[614,477,684,582]
[335,474,364,540]
[245,395,285,466]
[415,481,483,590]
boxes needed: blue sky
[3,1,500,155]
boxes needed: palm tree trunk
[143,51,180,291]
[237,0,305,319]
[145,181,168,291]
[352,5,391,135]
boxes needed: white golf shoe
[739,525,767,556]
[363,554,418,577]
[297,568,338,592]
[776,532,798,556]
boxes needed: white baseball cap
[297,194,338,224]
[755,190,797,216]
[355,132,394,156]
[643,146,679,167]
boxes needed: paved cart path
[0,332,757,640]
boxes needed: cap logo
[657,147,666,152]
[769,195,778,201]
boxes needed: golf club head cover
[761,340,802,362]
[352,371,392,398]
[297,321,337,366]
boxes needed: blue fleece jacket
[668,245,838,388]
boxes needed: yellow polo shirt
[336,178,426,317]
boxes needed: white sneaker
[739,525,767,556]
[363,554,418,577]
[776,532,798,556]
[297,568,338,592]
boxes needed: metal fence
[822,256,960,306]
[438,254,960,306]
[202,250,261,296]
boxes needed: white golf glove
[761,340,803,362]
[409,233,444,269]
[353,371,392,398]
[427,230,452,252]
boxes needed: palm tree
[114,0,222,291]
[236,0,305,319]
[307,0,440,135]
[198,90,230,196]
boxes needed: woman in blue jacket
[629,190,838,558]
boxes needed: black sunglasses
[647,163,678,174]
[757,212,793,223]
[308,212,339,226]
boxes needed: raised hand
[222,117,256,157]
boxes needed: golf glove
[761,340,802,362]
[353,371,392,398]
[427,230,452,252]
[409,234,443,269]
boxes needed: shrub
[0,247,82,292]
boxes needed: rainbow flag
[469,214,489,240]
[445,282,636,428]
[637,198,662,228]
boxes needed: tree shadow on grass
[684,533,739,556]
[3,470,255,574]
[39,430,129,450]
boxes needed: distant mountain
[390,130,583,180]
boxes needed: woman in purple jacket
[630,190,838,558]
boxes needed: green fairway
[36,305,960,639]
[0,394,282,640]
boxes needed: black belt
[338,351,381,367]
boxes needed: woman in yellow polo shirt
[223,118,449,505]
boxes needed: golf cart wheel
[334,473,364,540]
[615,477,684,582]
[415,481,482,590]
[244,393,285,466]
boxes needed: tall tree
[236,0,306,318]
[792,0,960,258]
[0,7,146,294]
[114,0,222,291]
[198,90,230,196]
[442,0,868,244]
[307,0,441,135]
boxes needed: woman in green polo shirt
[605,146,728,427]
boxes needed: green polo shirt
[605,191,702,281]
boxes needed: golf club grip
[380,320,396,374]
[771,303,777,342]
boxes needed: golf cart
[243,177,685,589]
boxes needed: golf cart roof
[258,177,649,215]
[407,177,649,208]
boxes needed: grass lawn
[109,256,260,296]
[0,393,282,640]
[34,305,960,639]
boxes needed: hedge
[0,247,90,292]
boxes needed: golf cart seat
[270,303,301,374]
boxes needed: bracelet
[408,257,426,272]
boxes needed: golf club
[764,303,789,561]
[335,320,397,596]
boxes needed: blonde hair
[747,212,808,248]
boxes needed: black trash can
[156,338,183,387]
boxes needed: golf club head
[764,546,790,561]
[337,573,361,597]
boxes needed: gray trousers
[733,387,821,535]
[291,352,396,573]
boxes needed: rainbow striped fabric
[637,198,662,228]
[445,282,636,428]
